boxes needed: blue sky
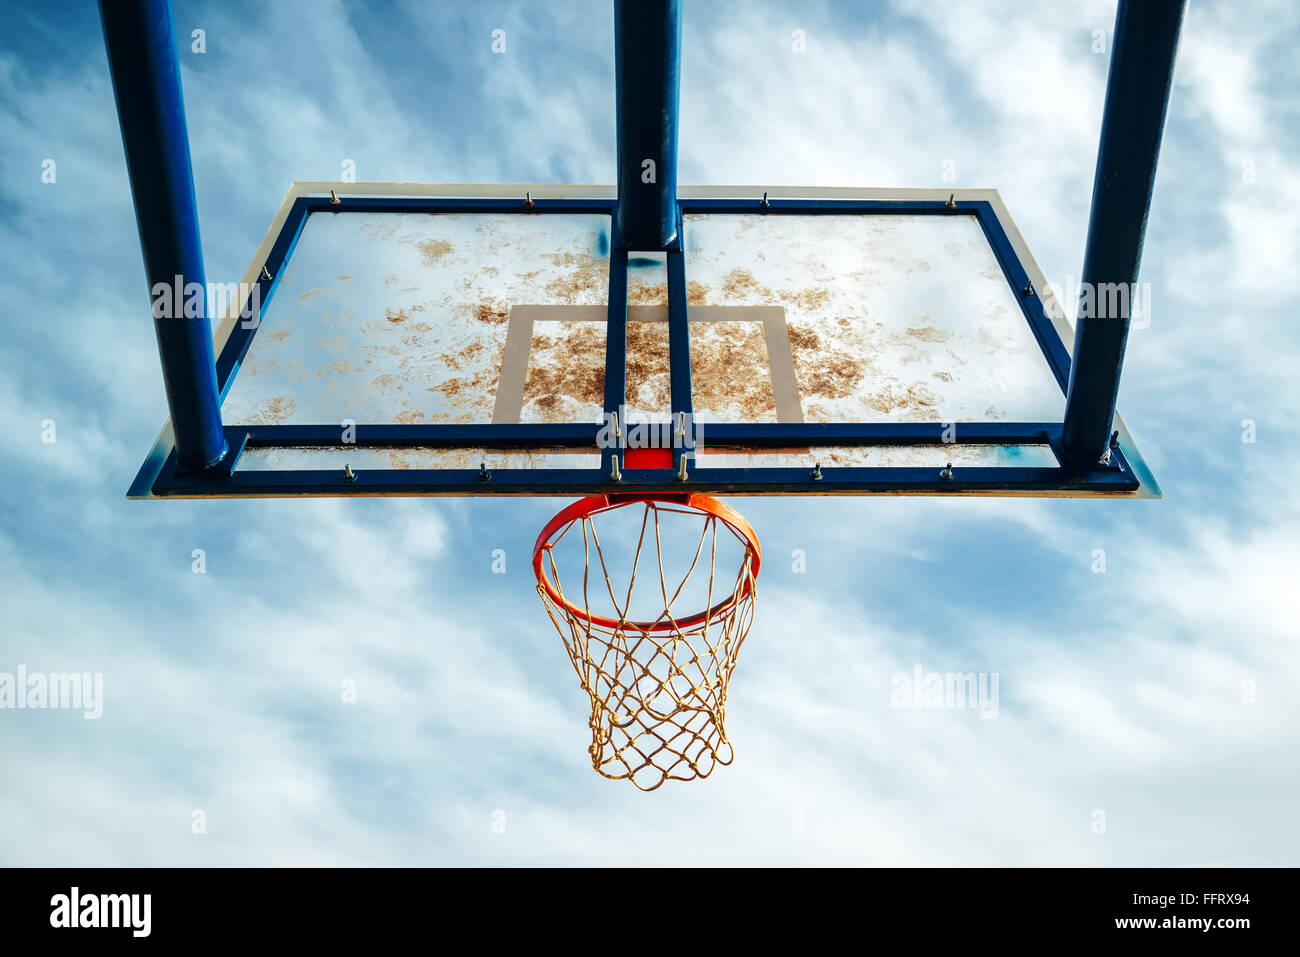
[1,0,1297,864]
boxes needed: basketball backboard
[129,182,1158,499]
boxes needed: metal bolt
[343,464,356,483]
[610,455,622,482]
[1022,280,1034,297]
[811,462,823,481]
[261,265,272,281]
[524,191,535,207]
[945,193,956,209]
[761,192,770,207]
[478,462,491,482]
[940,463,953,481]
[329,189,341,205]
[1098,430,1121,465]
[677,455,689,482]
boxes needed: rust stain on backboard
[544,255,607,303]
[690,322,776,421]
[522,322,605,421]
[300,288,342,304]
[257,395,297,423]
[778,286,831,312]
[786,324,867,405]
[907,323,950,343]
[720,268,772,300]
[473,302,510,324]
[627,280,667,305]
[425,339,509,417]
[864,382,940,415]
[626,322,671,413]
[416,239,453,265]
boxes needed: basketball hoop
[533,493,762,790]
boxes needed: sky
[0,0,1297,865]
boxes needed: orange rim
[532,493,762,632]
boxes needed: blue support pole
[100,0,227,470]
[613,0,682,250]
[1060,0,1185,467]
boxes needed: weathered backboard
[129,183,1158,498]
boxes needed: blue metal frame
[134,193,1147,498]
[100,0,227,471]
[1061,0,1185,465]
[613,0,682,250]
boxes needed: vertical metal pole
[100,0,227,470]
[613,0,682,250]
[601,250,629,478]
[1060,0,1185,467]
